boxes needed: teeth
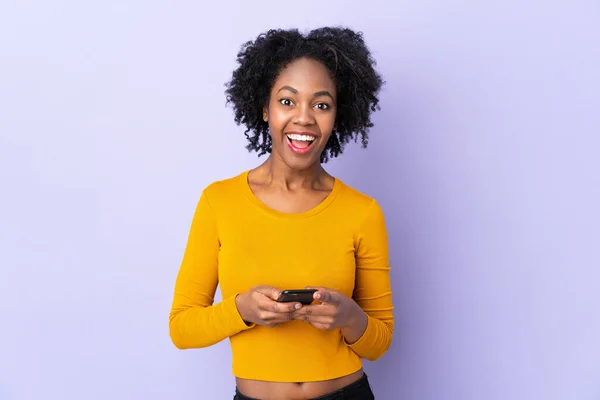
[287,133,315,142]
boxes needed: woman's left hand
[291,287,364,331]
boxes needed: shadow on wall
[339,78,443,399]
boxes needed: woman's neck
[254,156,329,191]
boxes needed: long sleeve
[346,199,395,361]
[169,190,253,349]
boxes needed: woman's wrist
[235,293,252,326]
[342,302,368,344]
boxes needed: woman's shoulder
[335,177,384,217]
[336,178,378,206]
[201,170,248,199]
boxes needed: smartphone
[276,289,317,305]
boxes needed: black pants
[233,373,375,400]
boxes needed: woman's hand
[291,287,368,343]
[235,286,303,327]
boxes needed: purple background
[1,1,599,399]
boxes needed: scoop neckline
[240,170,342,219]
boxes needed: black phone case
[276,289,317,305]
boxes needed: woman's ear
[263,106,268,122]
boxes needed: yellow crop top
[169,170,394,382]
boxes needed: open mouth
[286,133,316,153]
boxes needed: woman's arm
[169,191,253,349]
[345,199,395,361]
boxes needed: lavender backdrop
[1,1,599,399]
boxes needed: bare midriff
[235,369,364,400]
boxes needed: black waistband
[234,373,372,400]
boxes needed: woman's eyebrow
[277,86,334,101]
[277,85,298,94]
[313,90,334,101]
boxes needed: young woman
[169,27,393,400]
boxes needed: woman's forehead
[273,58,336,94]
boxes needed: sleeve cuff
[223,294,256,333]
[344,315,375,355]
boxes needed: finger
[271,300,302,313]
[258,297,302,313]
[254,286,282,301]
[312,290,341,305]
[291,309,311,321]
[292,312,337,329]
[292,304,328,317]
[261,311,295,324]
[274,312,296,323]
[303,315,336,326]
[306,320,337,330]
[270,287,282,301]
[306,286,335,300]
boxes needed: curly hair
[224,27,384,163]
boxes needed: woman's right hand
[235,286,302,327]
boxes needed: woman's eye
[279,99,293,106]
[315,103,330,110]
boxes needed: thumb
[320,291,342,304]
[256,286,281,300]
[308,287,341,304]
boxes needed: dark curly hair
[224,27,384,163]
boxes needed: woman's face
[263,57,337,171]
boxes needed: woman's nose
[294,104,316,126]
